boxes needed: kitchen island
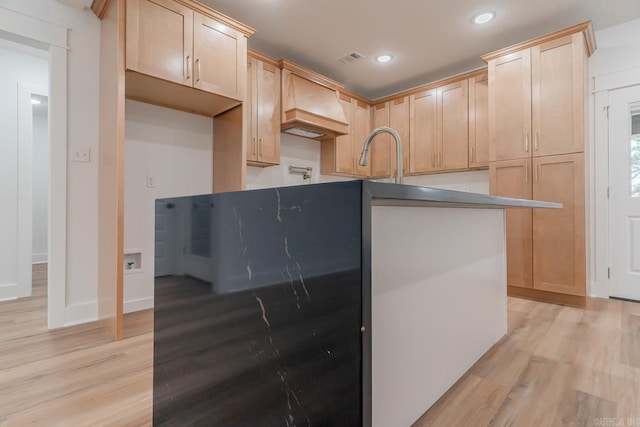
[152,180,558,426]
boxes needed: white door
[0,85,36,300]
[609,85,640,301]
[154,199,176,277]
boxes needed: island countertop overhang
[361,180,561,209]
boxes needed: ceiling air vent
[339,51,366,64]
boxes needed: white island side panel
[371,206,507,427]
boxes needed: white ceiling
[201,0,640,99]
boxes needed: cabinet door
[334,95,354,175]
[126,0,193,86]
[410,89,437,174]
[245,58,257,162]
[469,73,489,168]
[193,12,246,101]
[490,159,533,289]
[531,34,586,157]
[389,96,410,176]
[437,80,469,171]
[489,50,532,161]
[353,100,372,177]
[532,153,585,296]
[370,102,390,177]
[256,61,280,165]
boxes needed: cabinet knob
[360,326,366,333]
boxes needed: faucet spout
[358,126,404,184]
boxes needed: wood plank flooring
[415,296,640,426]
[0,265,153,426]
[1,267,639,426]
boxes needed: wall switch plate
[71,147,91,163]
[146,174,156,188]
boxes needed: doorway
[0,40,48,305]
[609,84,640,301]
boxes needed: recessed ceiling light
[473,12,495,24]
[31,99,41,105]
[376,54,393,63]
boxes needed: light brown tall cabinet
[484,22,595,306]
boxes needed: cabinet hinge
[605,105,611,119]
[608,267,610,279]
[607,187,610,199]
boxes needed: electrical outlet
[146,174,156,188]
[71,147,91,163]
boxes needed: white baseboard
[64,301,98,327]
[124,296,154,314]
[32,253,48,264]
[61,297,153,327]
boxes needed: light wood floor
[415,296,640,426]
[0,265,153,426]
[1,268,638,426]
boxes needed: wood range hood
[279,60,348,141]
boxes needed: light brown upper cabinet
[126,0,249,107]
[409,89,437,174]
[410,77,474,174]
[126,0,193,86]
[486,25,592,162]
[370,102,391,178]
[389,96,411,177]
[437,80,469,171]
[246,53,280,166]
[468,72,489,168]
[321,95,371,177]
[192,12,246,101]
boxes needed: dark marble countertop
[361,180,561,209]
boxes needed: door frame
[16,83,49,299]
[0,7,68,329]
[591,66,640,298]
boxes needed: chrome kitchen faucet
[358,126,404,184]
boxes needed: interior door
[610,85,640,301]
[0,86,34,300]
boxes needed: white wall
[589,17,640,298]
[590,18,640,79]
[247,134,348,188]
[248,133,489,194]
[1,1,101,323]
[124,100,214,313]
[402,171,489,194]
[0,42,48,290]
[33,105,49,263]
